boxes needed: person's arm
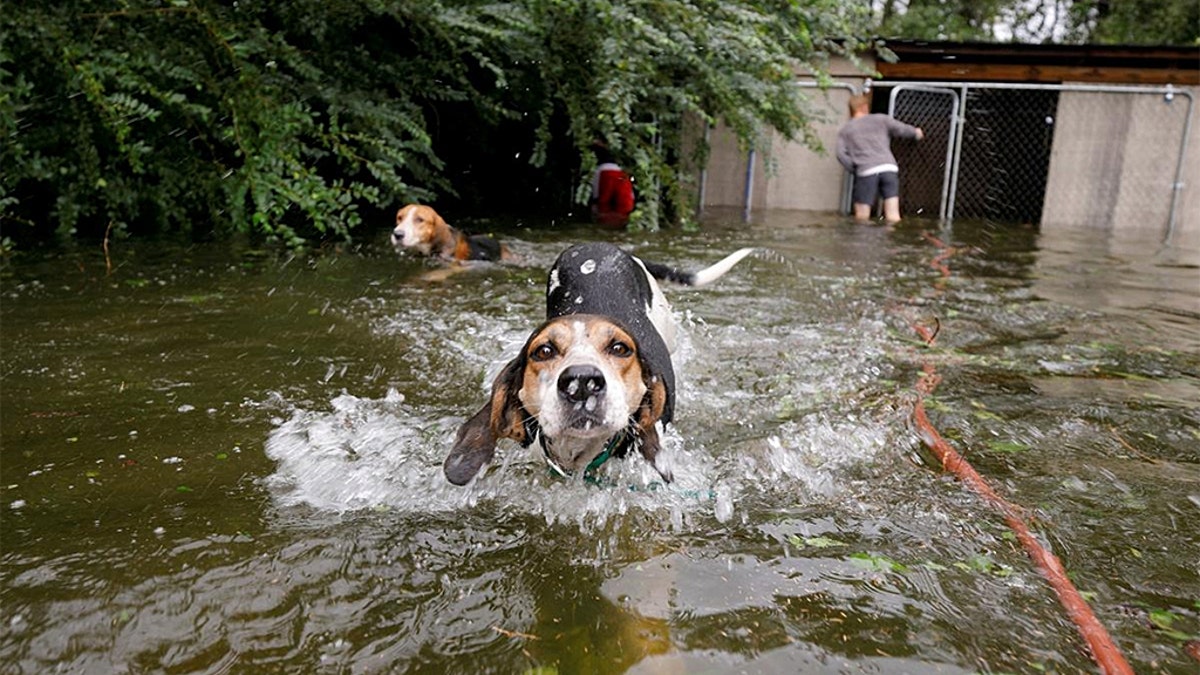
[886,117,923,141]
[835,130,854,172]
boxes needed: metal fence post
[743,148,756,222]
[945,85,968,225]
[1165,87,1195,246]
[696,124,712,219]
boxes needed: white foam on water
[261,303,906,532]
[262,384,729,525]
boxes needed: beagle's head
[444,314,671,485]
[518,315,650,445]
[391,204,448,256]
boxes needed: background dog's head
[444,314,670,485]
[391,204,446,255]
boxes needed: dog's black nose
[558,365,605,402]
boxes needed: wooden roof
[877,40,1200,85]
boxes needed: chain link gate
[888,86,959,221]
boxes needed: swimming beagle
[391,204,514,262]
[443,242,755,485]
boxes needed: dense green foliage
[3,2,452,244]
[0,0,873,244]
[877,0,1005,41]
[876,0,1200,44]
[1062,0,1199,46]
[4,1,1191,246]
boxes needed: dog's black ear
[486,356,534,447]
[444,402,496,485]
[634,375,672,482]
[443,356,533,485]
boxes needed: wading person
[836,94,923,224]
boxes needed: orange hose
[909,234,1134,675]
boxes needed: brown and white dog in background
[392,204,514,263]
[443,242,756,485]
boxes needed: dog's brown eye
[531,343,558,361]
[608,341,632,358]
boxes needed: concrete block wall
[699,125,751,210]
[762,86,856,212]
[1042,85,1198,244]
[696,56,871,214]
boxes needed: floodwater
[2,211,1198,673]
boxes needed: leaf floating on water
[788,535,846,549]
[848,552,907,573]
[1148,609,1195,642]
[952,554,1012,577]
[1148,609,1176,630]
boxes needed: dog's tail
[642,247,756,287]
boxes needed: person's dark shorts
[852,171,899,205]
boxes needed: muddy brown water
[2,211,1198,673]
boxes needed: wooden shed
[879,40,1199,86]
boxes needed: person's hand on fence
[915,127,925,141]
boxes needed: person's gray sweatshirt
[836,114,921,175]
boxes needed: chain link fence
[883,82,1194,235]
[700,80,1194,241]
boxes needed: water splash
[261,234,913,531]
[262,314,907,532]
